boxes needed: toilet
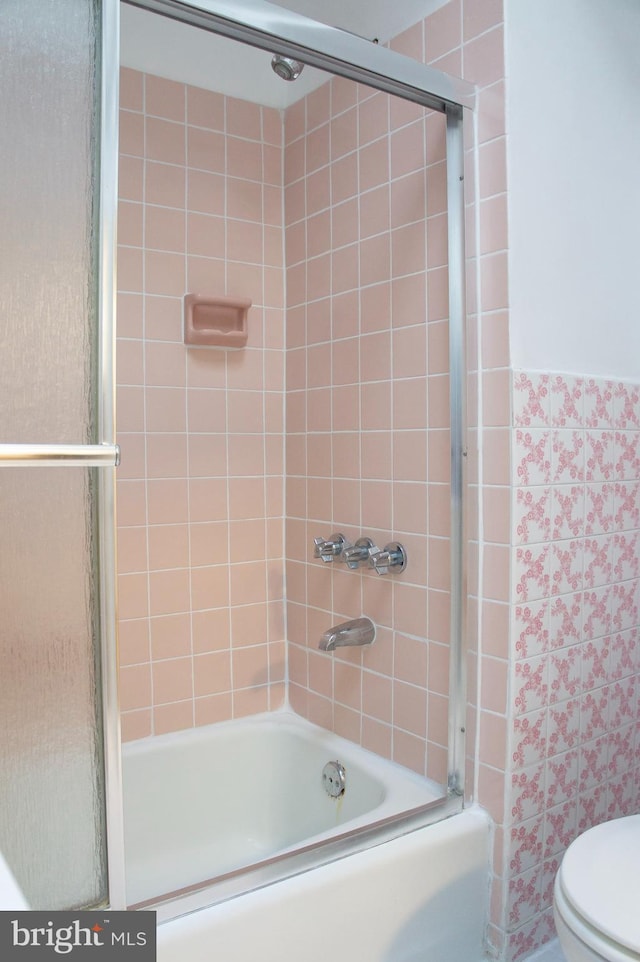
[553,814,640,962]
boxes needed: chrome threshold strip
[132,793,461,924]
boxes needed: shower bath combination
[112,0,474,926]
[1,0,486,957]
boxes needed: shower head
[271,54,304,81]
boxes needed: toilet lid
[559,814,640,955]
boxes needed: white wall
[506,0,640,379]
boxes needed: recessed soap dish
[184,294,251,348]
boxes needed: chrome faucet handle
[313,533,348,562]
[342,537,376,570]
[369,542,407,575]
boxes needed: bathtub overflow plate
[322,760,346,798]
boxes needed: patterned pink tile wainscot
[506,370,640,959]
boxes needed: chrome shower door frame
[116,0,475,915]
[99,0,126,910]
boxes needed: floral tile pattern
[503,371,640,960]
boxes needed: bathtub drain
[322,760,346,798]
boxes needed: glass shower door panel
[0,469,106,909]
[0,0,112,910]
[0,0,100,443]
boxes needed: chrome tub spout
[319,617,376,652]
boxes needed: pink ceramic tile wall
[453,0,510,849]
[282,0,509,797]
[117,68,286,740]
[283,51,454,782]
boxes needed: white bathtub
[156,807,491,962]
[126,710,490,960]
[122,710,446,907]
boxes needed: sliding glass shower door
[0,0,122,909]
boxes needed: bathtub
[156,808,491,962]
[123,710,447,907]
[123,710,490,961]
